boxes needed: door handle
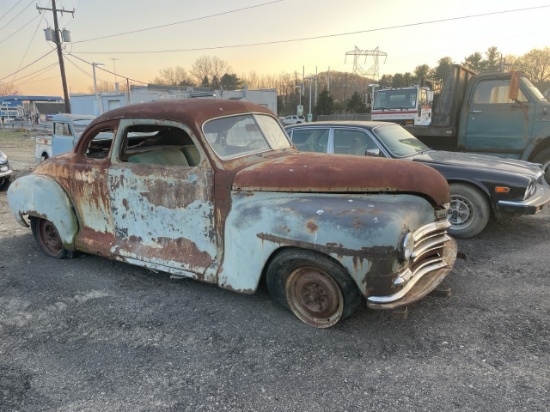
[471,110,482,114]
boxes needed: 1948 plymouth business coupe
[8,100,457,328]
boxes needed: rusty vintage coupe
[8,100,457,328]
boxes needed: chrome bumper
[496,184,550,215]
[367,221,457,310]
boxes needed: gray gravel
[1,187,549,411]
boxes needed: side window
[119,125,199,167]
[290,128,329,153]
[473,79,529,104]
[333,129,377,156]
[84,128,115,159]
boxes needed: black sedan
[286,121,550,238]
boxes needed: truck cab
[372,86,433,126]
[35,114,96,162]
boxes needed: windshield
[374,89,418,110]
[203,113,292,160]
[373,124,429,157]
[521,78,547,101]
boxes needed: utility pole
[37,0,74,113]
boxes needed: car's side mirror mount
[366,148,380,157]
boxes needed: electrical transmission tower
[345,46,387,81]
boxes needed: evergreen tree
[315,88,334,116]
[346,91,367,113]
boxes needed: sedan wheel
[447,183,490,239]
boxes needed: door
[464,78,533,155]
[108,119,218,280]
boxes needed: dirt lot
[0,128,38,238]
[1,129,549,411]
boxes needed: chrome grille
[410,220,452,272]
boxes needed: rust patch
[112,235,214,278]
[305,219,319,234]
[257,232,394,258]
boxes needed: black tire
[447,183,490,239]
[266,249,362,328]
[41,152,49,162]
[0,176,9,191]
[30,217,69,259]
[532,147,550,185]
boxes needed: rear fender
[7,175,78,249]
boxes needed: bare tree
[190,56,230,85]
[153,66,192,86]
[87,80,128,94]
[211,56,230,81]
[0,82,18,96]
[516,47,550,84]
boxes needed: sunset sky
[1,0,549,96]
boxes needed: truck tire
[266,249,362,328]
[447,183,490,239]
[532,148,550,184]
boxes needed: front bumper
[0,165,13,179]
[367,232,457,310]
[496,184,550,215]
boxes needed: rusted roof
[89,99,274,128]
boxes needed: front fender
[7,175,78,248]
[219,191,435,295]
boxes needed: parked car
[286,121,550,238]
[282,115,306,125]
[7,100,457,328]
[0,150,13,190]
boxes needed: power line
[0,0,24,24]
[10,13,47,85]
[73,4,550,54]
[0,0,35,33]
[73,0,283,44]
[0,49,57,82]
[66,52,148,85]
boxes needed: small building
[69,85,277,116]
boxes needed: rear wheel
[266,249,362,328]
[447,183,490,239]
[532,148,550,185]
[30,217,69,258]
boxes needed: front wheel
[532,148,550,185]
[30,217,69,258]
[447,183,490,239]
[266,249,362,328]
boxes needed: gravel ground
[1,129,549,411]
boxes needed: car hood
[412,150,543,178]
[233,152,450,205]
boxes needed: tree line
[150,47,550,117]
[2,46,549,118]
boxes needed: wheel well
[528,139,550,161]
[446,180,494,214]
[260,246,355,287]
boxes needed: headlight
[524,181,537,200]
[0,152,7,164]
[400,231,414,262]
